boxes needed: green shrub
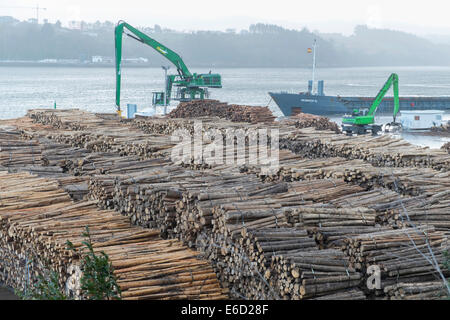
[66,226,121,300]
[17,226,121,300]
[16,269,67,300]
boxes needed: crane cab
[342,108,374,126]
[152,91,167,106]
[196,73,222,88]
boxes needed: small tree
[66,226,121,300]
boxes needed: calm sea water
[1,66,449,148]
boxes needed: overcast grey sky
[1,0,450,35]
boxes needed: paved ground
[0,286,19,300]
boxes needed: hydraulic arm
[366,73,399,122]
[115,21,221,113]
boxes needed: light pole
[311,39,317,95]
[162,66,170,114]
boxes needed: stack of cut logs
[0,172,228,300]
[442,142,450,153]
[379,189,450,231]
[168,100,275,124]
[281,128,450,170]
[1,108,449,300]
[384,281,448,300]
[0,128,43,169]
[431,123,450,133]
[283,112,340,133]
[342,226,449,296]
[132,118,197,135]
[284,206,379,248]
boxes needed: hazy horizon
[2,0,450,36]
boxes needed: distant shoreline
[0,62,146,68]
[1,62,450,69]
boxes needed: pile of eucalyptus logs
[132,117,197,135]
[379,189,450,231]
[384,281,448,300]
[200,221,367,299]
[90,167,284,242]
[87,167,388,299]
[284,205,378,247]
[194,179,368,299]
[168,100,275,124]
[250,153,450,196]
[280,128,450,170]
[443,142,450,153]
[27,109,119,131]
[26,124,175,160]
[3,108,450,300]
[342,226,449,296]
[431,123,450,133]
[174,180,289,247]
[286,112,340,133]
[0,127,43,169]
[0,172,228,300]
[217,228,319,299]
[271,248,363,300]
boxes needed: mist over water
[1,65,449,148]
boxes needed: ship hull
[269,92,450,117]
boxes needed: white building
[92,56,103,63]
[400,110,446,130]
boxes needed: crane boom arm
[368,73,400,121]
[115,21,192,110]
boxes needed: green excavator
[341,73,401,135]
[115,21,222,115]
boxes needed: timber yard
[0,101,449,300]
[1,18,450,303]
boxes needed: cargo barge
[269,80,450,117]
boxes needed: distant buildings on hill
[0,56,150,66]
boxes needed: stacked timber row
[0,172,228,300]
[281,113,340,133]
[40,130,175,159]
[342,226,449,297]
[431,123,450,133]
[89,166,286,242]
[87,169,380,299]
[384,281,448,300]
[378,190,450,232]
[195,180,370,299]
[133,117,198,135]
[242,153,450,196]
[284,205,382,248]
[442,142,450,153]
[168,100,276,124]
[271,248,363,300]
[0,127,43,170]
[3,109,450,300]
[27,110,177,159]
[281,128,450,170]
[27,109,449,171]
[27,109,119,131]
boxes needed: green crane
[341,73,400,135]
[115,21,222,115]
